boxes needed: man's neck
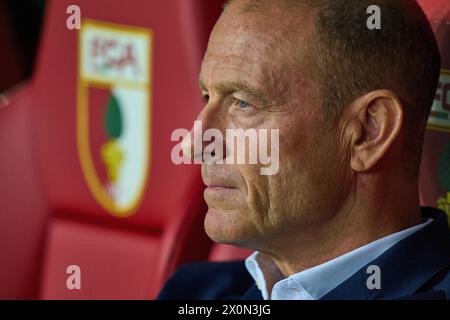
[258,174,423,285]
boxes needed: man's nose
[181,106,225,163]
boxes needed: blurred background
[0,0,45,93]
[0,0,449,300]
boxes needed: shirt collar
[245,218,432,300]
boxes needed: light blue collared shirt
[245,219,433,300]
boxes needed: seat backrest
[0,0,224,299]
[418,0,450,223]
[0,86,48,299]
[36,0,225,299]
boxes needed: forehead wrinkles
[210,9,301,62]
[202,20,297,102]
[202,51,289,106]
[217,1,316,57]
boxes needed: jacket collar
[322,207,450,300]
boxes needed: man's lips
[203,179,242,199]
[202,176,238,190]
[204,185,242,202]
[205,184,240,193]
[204,182,238,189]
[201,166,244,197]
[205,186,239,194]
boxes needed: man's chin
[204,207,254,246]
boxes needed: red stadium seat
[0,0,225,299]
[0,86,48,299]
[418,0,450,224]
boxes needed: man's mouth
[205,185,237,191]
[205,181,239,191]
[204,185,242,203]
[203,178,242,200]
[201,165,246,201]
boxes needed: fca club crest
[77,20,152,217]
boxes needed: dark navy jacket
[158,208,450,300]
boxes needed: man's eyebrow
[199,80,271,106]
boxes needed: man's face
[198,0,349,251]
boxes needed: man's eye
[202,94,210,103]
[233,98,253,110]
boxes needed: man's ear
[342,90,404,173]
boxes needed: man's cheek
[239,170,270,214]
